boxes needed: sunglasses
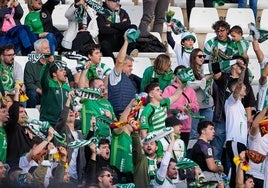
[108,0,120,2]
[101,173,113,178]
[196,55,206,59]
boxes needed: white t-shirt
[174,43,191,68]
[247,132,268,180]
[225,94,248,145]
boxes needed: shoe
[142,127,174,143]
[130,49,139,57]
[258,32,268,43]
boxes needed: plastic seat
[225,8,255,34]
[189,7,219,33]
[101,57,115,70]
[132,57,152,78]
[260,9,268,30]
[52,5,70,31]
[25,108,40,120]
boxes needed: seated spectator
[0,0,37,55]
[0,44,24,94]
[192,121,224,188]
[140,54,173,92]
[97,0,136,60]
[24,39,51,108]
[24,0,63,54]
[61,0,98,52]
[78,44,111,88]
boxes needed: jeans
[26,89,41,108]
[210,121,226,160]
[189,107,214,140]
[238,0,258,19]
[45,33,58,54]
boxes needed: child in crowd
[229,25,249,61]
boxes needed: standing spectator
[140,82,182,139]
[108,33,141,119]
[163,65,199,146]
[0,44,23,93]
[238,0,257,20]
[166,26,197,67]
[55,91,86,186]
[80,78,116,137]
[191,121,224,188]
[78,44,111,89]
[186,0,213,21]
[61,0,98,51]
[154,133,177,188]
[96,167,115,188]
[24,39,51,108]
[132,131,159,187]
[25,0,63,54]
[246,106,268,187]
[39,59,70,127]
[204,20,234,63]
[5,84,32,169]
[97,0,134,60]
[0,104,9,163]
[139,0,169,37]
[140,54,173,92]
[225,62,248,187]
[188,48,214,141]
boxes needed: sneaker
[258,32,268,43]
[130,49,139,57]
[142,127,174,143]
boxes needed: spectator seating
[225,8,255,34]
[132,57,152,78]
[52,4,70,31]
[25,108,40,120]
[260,9,268,30]
[101,56,115,70]
[189,7,219,33]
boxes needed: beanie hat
[165,115,182,127]
[181,32,196,43]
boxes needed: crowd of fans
[0,0,268,187]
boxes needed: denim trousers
[238,0,258,19]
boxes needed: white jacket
[61,4,99,49]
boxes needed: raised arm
[233,63,246,101]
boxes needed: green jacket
[24,60,43,91]
[39,63,70,126]
[140,66,173,92]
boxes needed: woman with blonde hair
[140,54,173,91]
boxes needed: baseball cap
[181,32,196,43]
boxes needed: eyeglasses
[101,173,113,178]
[3,54,15,57]
[216,29,226,33]
[196,55,206,58]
